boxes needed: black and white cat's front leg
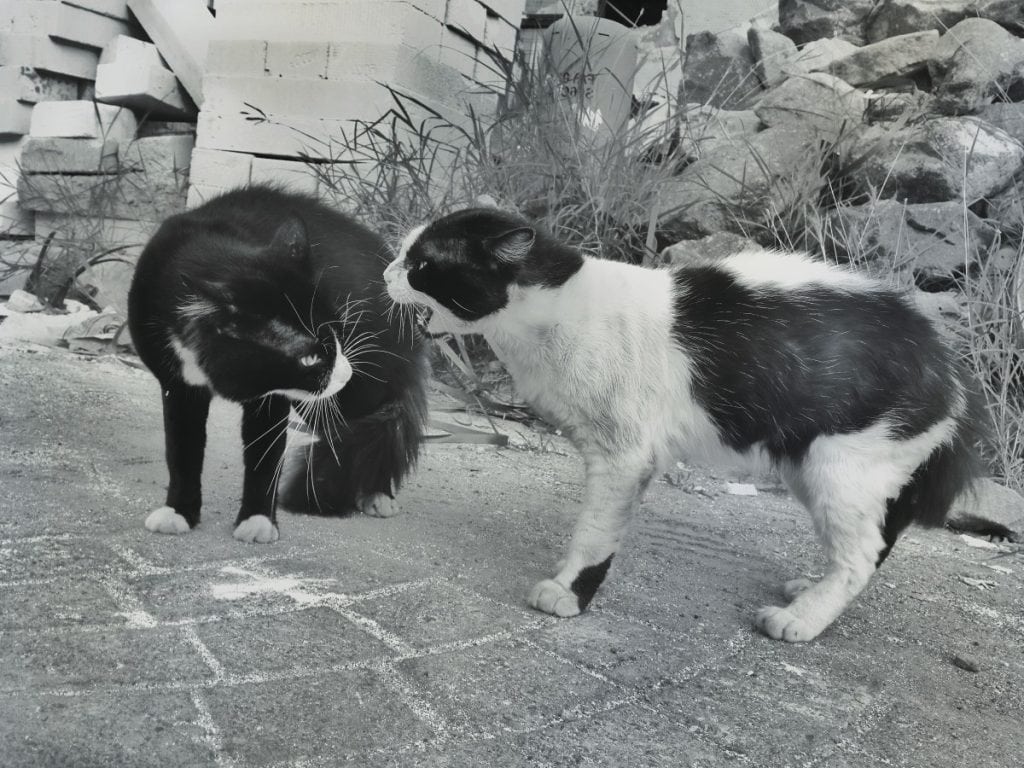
[146,382,212,535]
[233,395,291,543]
[529,450,654,617]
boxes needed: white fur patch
[397,224,427,263]
[233,515,279,544]
[271,338,352,402]
[359,493,399,518]
[169,337,209,387]
[144,506,190,535]
[720,249,877,293]
[528,578,580,617]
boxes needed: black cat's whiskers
[177,296,218,321]
[284,294,316,339]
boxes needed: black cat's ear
[270,215,310,261]
[485,227,535,264]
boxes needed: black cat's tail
[278,381,428,517]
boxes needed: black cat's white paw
[755,605,818,643]
[359,493,399,518]
[233,515,279,544]
[528,578,581,617]
[144,506,190,535]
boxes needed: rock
[865,89,935,123]
[987,179,1024,238]
[825,199,999,282]
[828,30,939,87]
[868,0,1024,42]
[657,125,826,239]
[755,72,867,136]
[911,288,966,342]
[747,26,799,88]
[950,478,1024,530]
[977,103,1024,146]
[849,117,1024,203]
[680,29,760,109]
[778,0,877,45]
[679,106,762,160]
[928,18,1024,115]
[793,38,861,74]
[659,231,760,265]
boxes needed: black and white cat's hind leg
[758,405,978,642]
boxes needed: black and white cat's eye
[299,354,321,367]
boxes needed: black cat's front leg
[528,450,654,617]
[233,395,291,543]
[145,383,212,534]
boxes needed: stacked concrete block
[126,0,213,106]
[15,100,191,307]
[95,36,196,120]
[191,0,525,204]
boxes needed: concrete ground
[1,339,1022,768]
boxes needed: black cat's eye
[299,354,321,368]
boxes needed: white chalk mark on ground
[211,565,339,605]
[98,574,158,628]
[375,661,452,737]
[181,625,226,681]
[191,687,237,768]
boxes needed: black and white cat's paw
[528,578,581,618]
[233,515,279,544]
[144,506,191,535]
[359,493,399,518]
[755,605,818,643]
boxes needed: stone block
[755,72,868,136]
[0,32,99,79]
[747,26,798,88]
[61,0,130,21]
[95,37,194,120]
[483,11,518,62]
[0,0,131,50]
[478,0,526,24]
[0,198,33,236]
[437,27,478,78]
[325,42,469,99]
[20,136,120,172]
[205,39,266,77]
[928,18,1024,116]
[126,0,212,106]
[681,28,759,109]
[249,157,318,194]
[188,146,252,189]
[29,100,138,142]
[120,133,195,173]
[264,41,329,79]
[18,169,188,220]
[0,99,32,134]
[778,0,875,45]
[446,0,487,45]
[34,211,158,251]
[867,0,1024,43]
[0,65,79,104]
[212,0,444,49]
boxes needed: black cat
[128,185,426,543]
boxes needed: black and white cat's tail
[278,382,428,517]
[881,383,989,560]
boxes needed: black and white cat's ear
[485,227,535,264]
[269,215,310,261]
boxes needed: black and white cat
[128,185,426,543]
[384,208,983,642]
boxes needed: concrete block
[0,99,32,134]
[213,1,444,49]
[0,198,33,235]
[264,41,329,79]
[0,0,130,50]
[120,133,194,173]
[95,37,194,120]
[446,0,487,45]
[484,11,518,61]
[137,120,196,137]
[0,65,79,104]
[205,39,266,77]
[29,100,138,142]
[0,33,99,79]
[188,146,252,188]
[187,182,227,208]
[34,211,157,250]
[436,28,478,78]
[18,168,187,219]
[20,137,120,172]
[325,42,471,101]
[61,0,130,21]
[203,69,471,124]
[126,0,212,106]
[250,157,318,194]
[478,0,525,24]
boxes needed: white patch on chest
[170,337,210,387]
